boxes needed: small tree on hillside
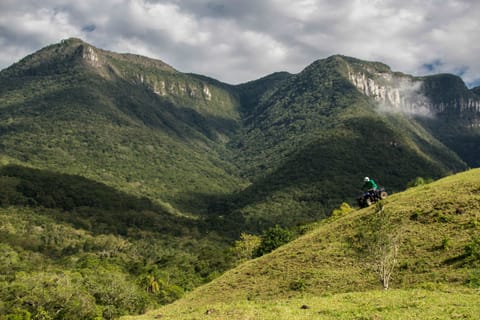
[231,233,261,263]
[254,225,293,257]
[357,203,402,289]
[407,176,433,188]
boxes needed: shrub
[410,209,423,221]
[464,236,480,266]
[231,233,261,263]
[254,225,293,257]
[407,177,433,188]
[331,202,354,218]
[5,309,31,320]
[466,270,480,288]
[440,237,451,250]
[289,279,307,291]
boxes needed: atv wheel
[365,198,372,206]
[379,191,388,199]
[357,199,364,208]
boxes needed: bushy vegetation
[331,202,354,218]
[230,233,261,264]
[0,165,238,319]
[407,176,434,188]
[254,225,294,257]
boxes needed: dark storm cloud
[0,0,479,86]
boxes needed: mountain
[0,38,248,319]
[419,75,480,167]
[224,55,471,228]
[1,39,478,229]
[0,39,479,319]
[472,86,480,96]
[0,38,246,217]
[125,168,480,319]
[346,59,480,167]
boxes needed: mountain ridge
[2,38,480,225]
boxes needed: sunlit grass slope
[125,288,480,320]
[125,168,480,319]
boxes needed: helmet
[364,177,370,182]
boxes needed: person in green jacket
[362,176,378,191]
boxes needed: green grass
[124,287,480,320]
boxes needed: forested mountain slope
[1,39,478,229]
[224,55,470,228]
[0,38,246,217]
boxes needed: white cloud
[0,0,479,86]
[376,80,435,118]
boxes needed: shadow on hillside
[98,74,241,143]
[176,116,461,232]
[112,76,241,142]
[243,116,456,197]
[0,164,200,237]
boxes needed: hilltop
[126,168,480,319]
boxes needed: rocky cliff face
[346,64,480,125]
[132,73,213,101]
[76,43,215,103]
[347,67,431,116]
[80,45,101,68]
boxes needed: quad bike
[357,187,388,208]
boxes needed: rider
[362,177,378,197]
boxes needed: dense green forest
[0,165,240,319]
[0,38,479,319]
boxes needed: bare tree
[372,217,400,289]
[358,203,402,289]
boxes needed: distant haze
[0,0,479,86]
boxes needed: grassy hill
[125,168,480,319]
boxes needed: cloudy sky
[1,0,479,86]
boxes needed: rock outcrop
[347,65,480,120]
